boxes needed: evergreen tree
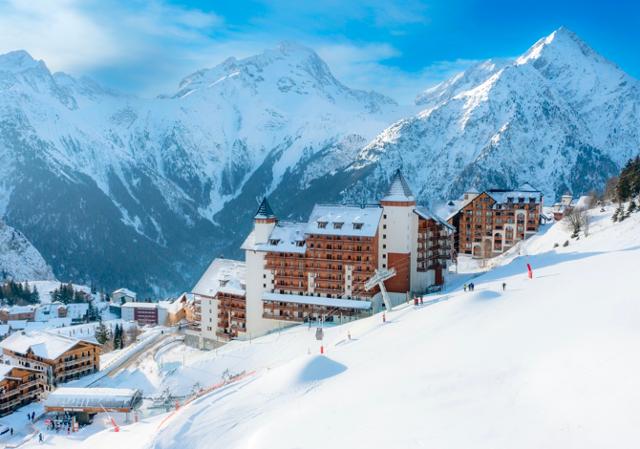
[95,321,110,345]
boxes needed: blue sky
[0,0,638,103]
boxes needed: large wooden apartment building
[193,170,455,343]
[0,330,101,387]
[0,364,45,416]
[447,184,543,258]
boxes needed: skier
[463,283,467,292]
[502,282,506,291]
[469,282,475,291]
[10,427,13,436]
[39,433,43,443]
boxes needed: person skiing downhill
[502,282,506,291]
[463,283,468,292]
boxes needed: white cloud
[316,42,478,103]
[0,0,121,71]
[0,0,476,103]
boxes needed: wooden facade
[262,300,363,323]
[0,366,44,416]
[216,291,247,339]
[417,217,454,285]
[451,191,542,258]
[266,234,379,300]
[4,340,101,387]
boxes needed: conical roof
[382,169,415,202]
[255,197,276,219]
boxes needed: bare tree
[565,207,589,238]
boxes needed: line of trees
[50,282,92,304]
[0,280,39,306]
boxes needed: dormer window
[352,222,363,230]
[529,197,536,203]
[317,221,327,229]
[269,239,280,245]
[295,240,305,247]
[518,197,525,203]
[333,222,344,229]
[507,197,514,203]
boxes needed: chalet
[0,305,36,323]
[193,170,455,344]
[447,184,543,258]
[0,330,101,387]
[0,364,45,416]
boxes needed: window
[383,214,387,219]
[269,239,280,245]
[382,254,386,259]
[296,240,304,247]
[383,244,387,249]
[353,222,363,230]
[382,263,386,268]
[317,221,327,229]
[263,274,266,278]
[383,234,387,239]
[333,222,344,229]
[383,224,387,229]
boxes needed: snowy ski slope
[18,206,640,449]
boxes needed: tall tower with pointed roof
[252,197,277,245]
[380,169,417,206]
[378,169,417,296]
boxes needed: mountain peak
[516,27,603,67]
[0,50,48,73]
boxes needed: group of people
[463,282,476,292]
[44,413,75,434]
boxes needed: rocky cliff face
[0,218,55,281]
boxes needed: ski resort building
[193,170,455,343]
[447,184,543,258]
[0,331,101,387]
[0,364,45,416]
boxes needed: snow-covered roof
[44,387,142,411]
[121,302,158,309]
[254,197,276,219]
[158,300,184,314]
[7,320,27,330]
[112,288,137,298]
[240,230,257,251]
[262,292,372,310]
[1,305,36,314]
[255,222,307,254]
[66,303,89,319]
[413,207,456,232]
[487,187,543,205]
[0,364,13,380]
[306,204,382,238]
[381,169,415,202]
[0,330,98,360]
[192,258,246,298]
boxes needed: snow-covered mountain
[349,27,640,204]
[0,28,638,294]
[0,219,55,281]
[0,44,404,295]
